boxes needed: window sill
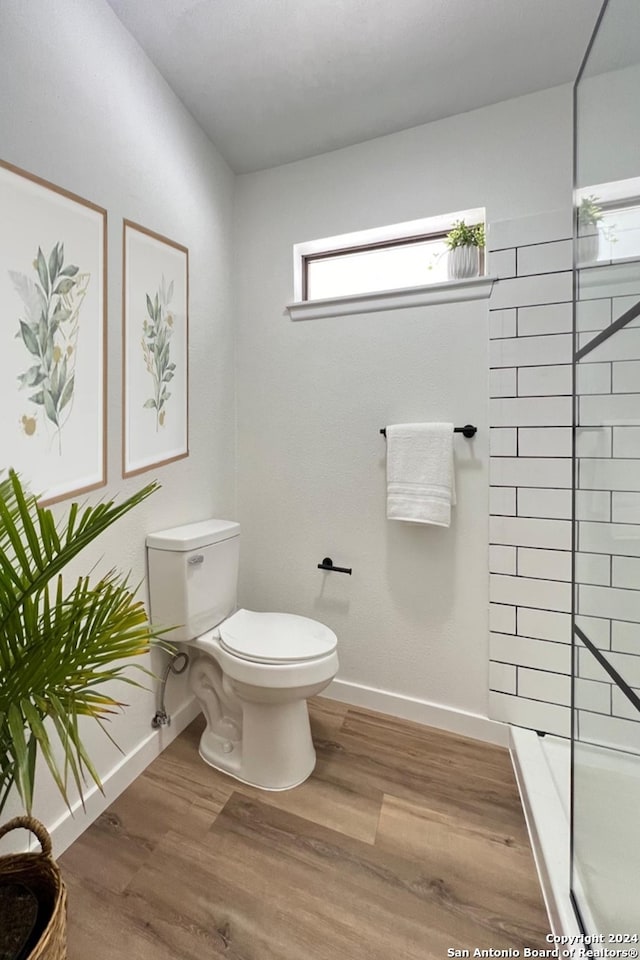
[285,275,495,321]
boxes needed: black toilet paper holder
[317,557,352,575]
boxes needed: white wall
[577,62,640,188]
[0,0,236,844]
[233,85,573,726]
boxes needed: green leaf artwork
[141,274,176,431]
[10,243,88,452]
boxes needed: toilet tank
[146,519,240,642]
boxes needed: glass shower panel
[573,0,640,935]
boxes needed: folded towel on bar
[386,422,456,526]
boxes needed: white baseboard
[48,697,201,857]
[324,678,509,747]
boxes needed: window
[293,209,485,303]
[577,178,640,262]
[599,200,640,261]
[304,233,450,300]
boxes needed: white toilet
[146,519,339,790]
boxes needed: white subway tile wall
[612,620,640,654]
[488,209,572,251]
[490,515,572,549]
[519,547,572,582]
[489,334,573,369]
[489,573,571,612]
[489,691,571,737]
[578,328,640,364]
[611,686,640,721]
[519,607,572,644]
[575,551,610,586]
[578,711,640,753]
[576,363,611,395]
[518,364,572,397]
[518,302,573,337]
[489,308,517,339]
[517,239,572,277]
[518,427,572,457]
[490,486,516,516]
[518,487,572,519]
[489,545,517,575]
[575,678,611,714]
[489,248,517,280]
[613,360,640,393]
[576,489,611,522]
[488,210,640,742]
[489,427,518,457]
[490,632,572,673]
[575,615,611,650]
[489,660,517,695]
[489,602,516,634]
[490,272,573,311]
[489,367,517,398]
[490,457,572,488]
[518,667,572,705]
[575,298,611,334]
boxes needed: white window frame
[576,176,640,208]
[576,177,640,265]
[292,208,486,304]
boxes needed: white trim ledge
[286,275,495,321]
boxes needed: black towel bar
[380,424,477,439]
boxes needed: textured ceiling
[106,0,604,174]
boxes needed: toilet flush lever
[318,557,352,575]
[188,554,204,565]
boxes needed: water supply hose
[152,650,190,728]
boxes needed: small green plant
[577,195,603,230]
[446,220,485,249]
[577,195,616,247]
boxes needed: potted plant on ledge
[446,220,485,280]
[0,470,160,960]
[577,195,604,263]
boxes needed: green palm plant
[0,469,160,816]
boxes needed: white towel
[386,422,456,526]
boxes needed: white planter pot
[577,231,600,264]
[448,245,479,280]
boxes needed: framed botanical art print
[0,159,107,505]
[122,220,189,478]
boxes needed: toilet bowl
[189,610,338,789]
[146,521,339,790]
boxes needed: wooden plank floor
[59,699,550,958]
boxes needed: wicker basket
[0,817,66,960]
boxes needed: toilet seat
[219,608,337,665]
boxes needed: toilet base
[198,746,316,792]
[197,696,318,791]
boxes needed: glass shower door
[572,0,640,935]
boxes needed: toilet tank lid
[146,519,240,551]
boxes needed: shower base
[511,727,640,936]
